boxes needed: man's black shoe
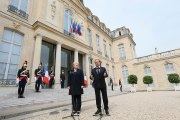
[105,110,110,116]
[94,110,102,115]
[71,111,77,116]
[19,95,25,98]
[77,111,80,115]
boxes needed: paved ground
[0,84,123,119]
[5,91,180,120]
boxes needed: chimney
[80,0,84,5]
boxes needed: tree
[168,73,180,86]
[128,75,138,87]
[143,76,153,87]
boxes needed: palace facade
[0,0,179,90]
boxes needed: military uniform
[34,68,44,92]
[49,70,55,88]
[17,65,29,98]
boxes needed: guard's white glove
[16,78,19,85]
[27,78,30,85]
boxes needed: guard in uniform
[17,62,29,98]
[49,66,55,88]
[34,63,44,92]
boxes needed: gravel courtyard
[7,91,180,120]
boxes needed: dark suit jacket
[68,69,84,95]
[90,67,108,88]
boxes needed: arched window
[87,28,92,47]
[0,29,23,82]
[118,44,126,60]
[165,63,174,74]
[144,66,152,76]
[122,66,128,84]
[64,9,73,33]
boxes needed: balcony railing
[8,5,29,19]
[64,30,75,38]
[136,49,180,63]
[0,79,16,86]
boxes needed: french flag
[69,20,73,33]
[43,66,49,85]
[77,24,82,36]
[73,22,77,33]
[75,23,79,34]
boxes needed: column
[55,42,61,84]
[31,34,42,83]
[74,49,79,62]
[85,54,90,84]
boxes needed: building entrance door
[61,48,74,88]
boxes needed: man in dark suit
[90,59,110,116]
[68,62,84,116]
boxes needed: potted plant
[143,76,153,92]
[168,73,180,91]
[128,74,138,92]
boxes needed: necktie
[96,68,100,74]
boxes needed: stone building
[0,0,179,90]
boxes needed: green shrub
[168,73,180,86]
[128,75,138,87]
[143,76,153,86]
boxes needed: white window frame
[112,66,115,81]
[96,34,100,52]
[10,0,29,12]
[165,63,175,74]
[103,40,107,56]
[64,9,73,32]
[109,44,112,58]
[118,44,126,60]
[87,28,92,47]
[0,29,23,80]
[144,67,152,76]
[122,66,128,84]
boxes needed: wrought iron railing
[0,79,16,86]
[8,5,29,19]
[64,30,75,38]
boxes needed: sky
[84,0,180,57]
